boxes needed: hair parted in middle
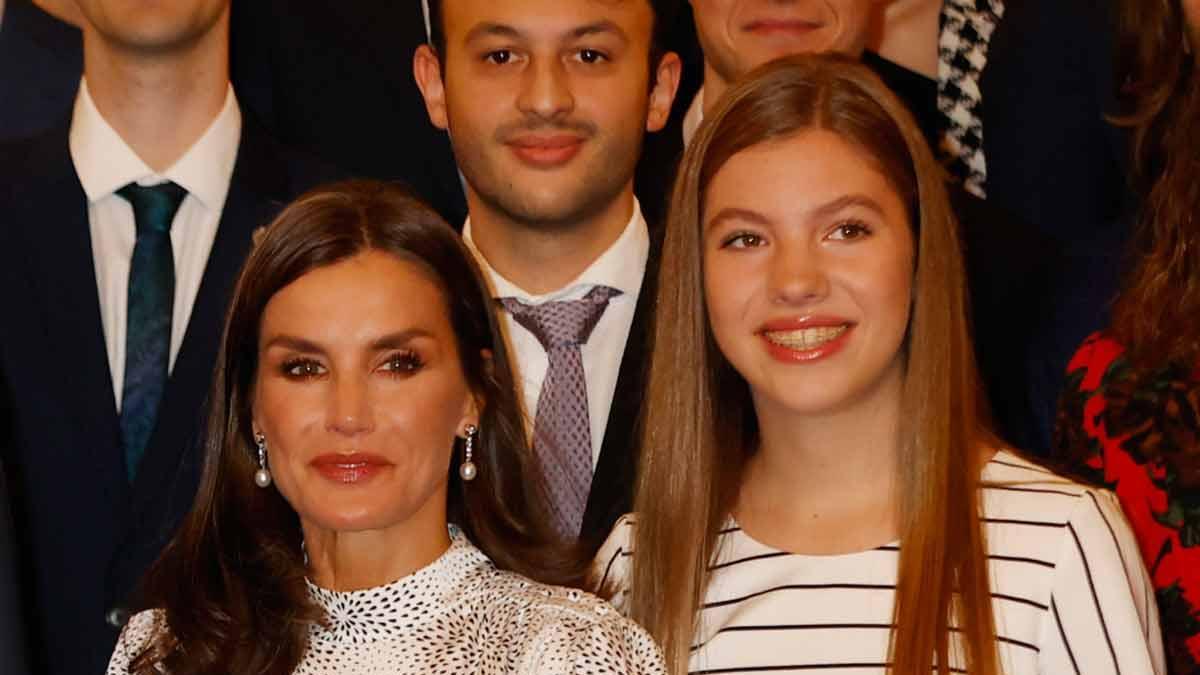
[626,54,1001,675]
[126,180,585,675]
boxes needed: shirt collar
[69,78,242,209]
[682,86,705,148]
[462,199,650,303]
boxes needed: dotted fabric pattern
[105,530,666,674]
[499,286,622,538]
[938,0,1005,198]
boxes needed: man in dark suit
[415,0,681,550]
[0,0,82,142]
[0,465,28,675]
[0,1,331,672]
[229,0,467,224]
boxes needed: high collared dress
[106,530,665,674]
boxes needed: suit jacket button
[105,607,130,629]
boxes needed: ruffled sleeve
[521,602,665,675]
[106,610,166,675]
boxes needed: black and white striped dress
[597,451,1165,674]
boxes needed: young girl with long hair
[597,55,1164,675]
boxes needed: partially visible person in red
[1055,0,1200,672]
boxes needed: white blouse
[108,530,665,674]
[597,450,1165,674]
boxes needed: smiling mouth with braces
[762,325,849,350]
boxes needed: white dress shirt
[463,203,650,467]
[69,79,242,410]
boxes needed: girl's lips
[758,323,854,363]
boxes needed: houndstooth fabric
[938,0,1005,198]
[499,286,622,539]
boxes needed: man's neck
[701,61,731,115]
[33,0,83,27]
[867,0,941,79]
[467,189,636,296]
[82,19,230,172]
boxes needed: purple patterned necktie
[499,285,622,538]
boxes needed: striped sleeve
[1038,489,1165,675]
[591,514,636,614]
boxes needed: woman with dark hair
[1055,1,1200,672]
[104,180,665,674]
[595,55,1163,675]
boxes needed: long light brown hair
[628,55,999,675]
[129,180,581,674]
[1109,0,1200,366]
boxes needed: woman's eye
[485,49,514,65]
[381,351,423,375]
[828,222,871,240]
[722,232,766,249]
[282,359,325,379]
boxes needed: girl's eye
[828,222,871,241]
[381,351,423,375]
[282,359,325,379]
[722,232,767,249]
[485,49,514,65]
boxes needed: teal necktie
[116,182,187,482]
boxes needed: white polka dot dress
[106,530,666,674]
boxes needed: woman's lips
[507,135,584,167]
[310,453,392,484]
[758,318,854,363]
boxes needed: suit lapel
[13,127,127,501]
[579,226,664,547]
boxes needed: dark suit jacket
[0,115,334,675]
[578,226,664,550]
[230,0,466,224]
[0,465,29,675]
[980,0,1131,454]
[0,0,81,143]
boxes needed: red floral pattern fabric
[1057,331,1200,675]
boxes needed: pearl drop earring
[459,424,478,482]
[254,432,272,488]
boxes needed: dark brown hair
[1109,0,1200,365]
[627,55,999,675]
[129,180,579,674]
[426,0,679,67]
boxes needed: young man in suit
[415,0,680,550]
[0,0,82,142]
[0,1,330,672]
